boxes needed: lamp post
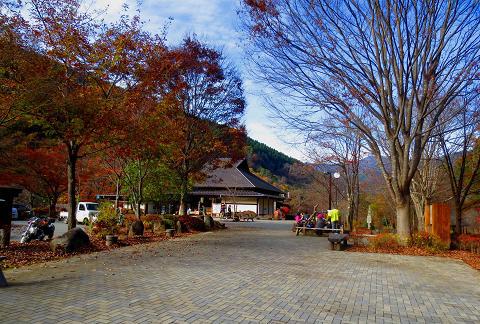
[325,171,341,210]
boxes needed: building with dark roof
[190,159,285,216]
[93,159,286,216]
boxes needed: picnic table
[295,226,346,236]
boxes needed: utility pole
[325,171,340,210]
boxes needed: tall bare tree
[410,139,442,232]
[438,94,480,235]
[311,120,364,229]
[241,0,480,236]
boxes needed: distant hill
[246,138,299,186]
[245,138,386,189]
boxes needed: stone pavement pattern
[1,220,479,323]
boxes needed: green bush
[163,219,174,229]
[91,203,119,238]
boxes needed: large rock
[328,233,349,251]
[204,215,214,231]
[175,220,183,234]
[213,221,226,230]
[50,228,90,253]
[130,220,144,236]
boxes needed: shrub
[179,215,206,232]
[369,233,400,250]
[409,231,449,252]
[142,214,163,222]
[91,203,119,238]
[352,219,362,229]
[380,225,395,234]
[123,214,137,229]
[458,234,480,253]
[140,215,163,233]
[160,214,178,229]
[143,221,153,232]
[163,219,175,230]
[352,227,371,235]
[32,207,49,216]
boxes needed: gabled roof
[190,189,282,199]
[194,159,283,194]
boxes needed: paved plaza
[1,220,479,323]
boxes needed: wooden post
[0,187,22,247]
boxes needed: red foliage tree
[2,0,156,229]
[0,145,67,217]
[144,37,246,215]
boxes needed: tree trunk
[396,200,411,239]
[346,193,354,230]
[131,192,141,219]
[412,197,426,232]
[0,201,12,247]
[179,175,188,216]
[179,192,187,216]
[455,204,462,235]
[135,201,141,219]
[115,178,120,210]
[67,152,77,230]
[135,172,144,220]
[48,195,58,219]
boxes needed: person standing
[220,203,226,218]
[330,208,340,229]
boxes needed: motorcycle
[20,217,55,243]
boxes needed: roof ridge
[242,171,283,193]
[236,166,255,188]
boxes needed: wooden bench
[0,256,7,287]
[295,226,343,236]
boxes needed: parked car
[12,203,32,219]
[60,202,99,225]
[12,207,18,220]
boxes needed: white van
[60,202,99,225]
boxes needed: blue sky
[92,0,306,161]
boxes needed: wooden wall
[425,203,451,245]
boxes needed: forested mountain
[246,138,299,184]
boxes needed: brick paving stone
[0,220,479,323]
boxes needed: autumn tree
[145,37,246,215]
[2,0,155,229]
[0,145,68,217]
[105,128,161,219]
[241,0,480,236]
[0,13,21,128]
